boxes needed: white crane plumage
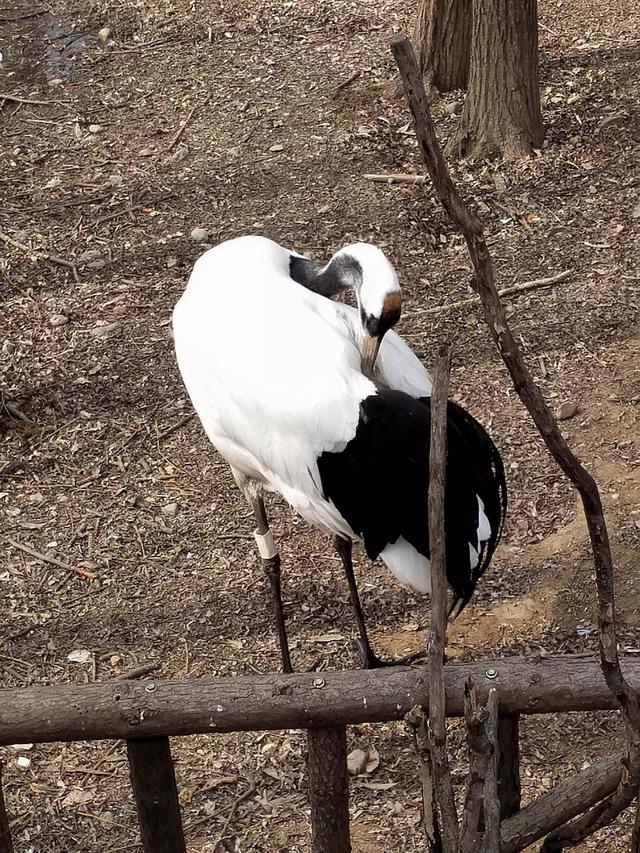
[173,235,506,669]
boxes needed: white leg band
[254,529,277,560]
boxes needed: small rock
[347,748,368,776]
[632,202,640,219]
[88,124,103,135]
[3,340,16,355]
[90,322,122,338]
[169,147,188,163]
[139,146,154,157]
[226,146,241,158]
[108,173,124,187]
[191,227,210,243]
[269,143,284,152]
[98,26,111,43]
[78,249,103,263]
[161,502,179,516]
[78,249,107,270]
[49,314,69,327]
[557,401,579,421]
[45,177,62,189]
[166,256,178,269]
[445,100,463,116]
[16,756,31,770]
[48,78,64,87]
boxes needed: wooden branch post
[482,690,501,853]
[127,737,186,853]
[0,764,13,853]
[391,32,640,850]
[306,727,351,853]
[497,714,521,819]
[427,343,460,851]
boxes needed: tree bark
[448,0,544,159]
[414,0,471,92]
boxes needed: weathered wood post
[498,714,521,819]
[0,763,13,853]
[127,737,186,853]
[307,726,351,853]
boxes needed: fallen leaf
[67,649,92,664]
[62,789,94,807]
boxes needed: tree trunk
[414,0,471,92]
[448,0,544,159]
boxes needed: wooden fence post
[0,763,13,853]
[498,713,521,818]
[127,737,186,853]
[307,726,351,853]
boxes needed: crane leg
[334,535,384,669]
[334,535,426,669]
[237,473,293,674]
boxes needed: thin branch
[364,172,427,184]
[0,92,62,105]
[333,71,360,95]
[157,412,195,441]
[420,270,572,315]
[427,343,459,851]
[211,780,256,851]
[110,661,162,681]
[7,538,96,580]
[0,9,48,22]
[391,33,640,848]
[405,706,442,852]
[168,98,208,150]
[0,231,79,281]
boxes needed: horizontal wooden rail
[1,655,639,746]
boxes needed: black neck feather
[289,254,362,297]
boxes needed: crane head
[332,243,402,376]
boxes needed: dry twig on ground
[0,231,79,281]
[420,270,572,315]
[7,538,96,580]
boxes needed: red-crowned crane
[173,235,506,670]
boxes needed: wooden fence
[1,654,637,853]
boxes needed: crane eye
[365,314,380,336]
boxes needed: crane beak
[360,332,382,378]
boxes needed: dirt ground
[1,0,640,849]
